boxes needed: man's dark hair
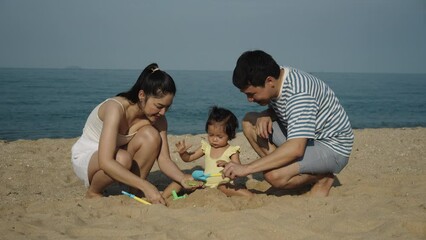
[232,50,280,90]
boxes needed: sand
[1,128,425,239]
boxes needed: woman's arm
[153,116,182,180]
[97,101,164,204]
[155,117,202,189]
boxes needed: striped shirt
[269,67,354,157]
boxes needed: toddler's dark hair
[205,106,238,140]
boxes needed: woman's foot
[85,189,103,198]
[310,174,335,197]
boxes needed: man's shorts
[270,121,349,174]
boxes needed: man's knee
[243,112,259,125]
[242,112,259,135]
[264,170,288,188]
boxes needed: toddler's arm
[175,140,204,162]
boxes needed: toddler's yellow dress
[201,140,240,188]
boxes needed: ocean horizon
[1,68,425,141]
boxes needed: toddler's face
[207,123,229,148]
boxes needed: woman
[71,63,199,205]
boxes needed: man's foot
[310,174,335,197]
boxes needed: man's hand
[216,160,249,179]
[256,115,273,139]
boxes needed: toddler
[166,106,252,197]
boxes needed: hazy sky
[0,0,425,73]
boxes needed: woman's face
[142,93,174,122]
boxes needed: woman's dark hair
[232,50,280,90]
[205,106,238,140]
[117,63,176,103]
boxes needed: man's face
[241,85,273,106]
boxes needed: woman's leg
[86,125,162,198]
[126,125,161,179]
[86,149,133,198]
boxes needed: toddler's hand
[175,140,192,155]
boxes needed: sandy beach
[1,128,425,239]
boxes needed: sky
[0,0,425,73]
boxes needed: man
[218,50,354,196]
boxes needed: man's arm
[246,138,307,172]
[219,138,307,178]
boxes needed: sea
[1,68,425,141]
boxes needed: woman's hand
[142,181,166,205]
[175,140,192,155]
[180,174,204,189]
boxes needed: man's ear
[265,76,275,87]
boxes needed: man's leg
[242,112,314,190]
[309,174,335,197]
[242,112,276,157]
[263,162,334,196]
[242,112,335,196]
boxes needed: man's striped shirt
[269,67,354,157]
